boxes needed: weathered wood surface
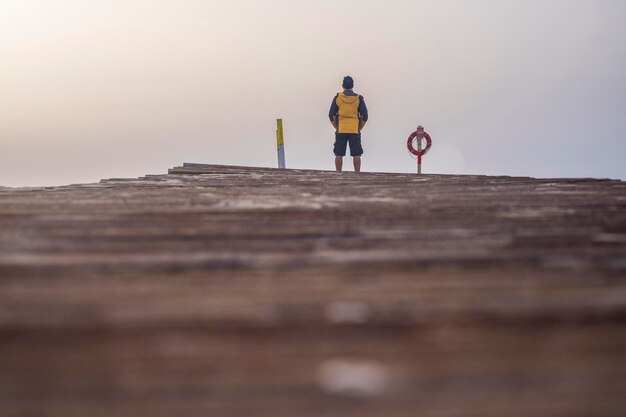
[1,163,625,417]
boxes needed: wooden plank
[0,164,625,417]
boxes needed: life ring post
[406,125,432,175]
[416,125,424,174]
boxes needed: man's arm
[358,96,368,131]
[329,95,339,130]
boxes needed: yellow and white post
[276,119,286,169]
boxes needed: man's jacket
[329,92,368,134]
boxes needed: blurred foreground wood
[1,164,625,417]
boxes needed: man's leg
[348,134,363,173]
[335,156,343,172]
[334,134,348,172]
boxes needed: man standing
[329,76,368,172]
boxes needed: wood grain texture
[1,164,625,416]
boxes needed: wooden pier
[1,164,625,416]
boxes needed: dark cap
[342,76,354,89]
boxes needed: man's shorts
[334,133,363,157]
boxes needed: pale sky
[1,0,625,186]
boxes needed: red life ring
[407,131,432,156]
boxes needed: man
[329,75,368,173]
